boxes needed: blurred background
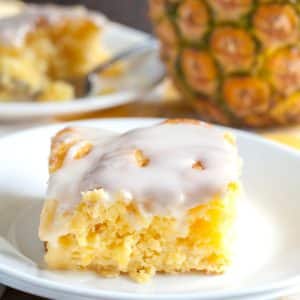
[0,1,300,299]
[24,0,152,32]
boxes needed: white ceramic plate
[0,118,300,300]
[0,23,154,121]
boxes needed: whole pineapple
[150,0,300,127]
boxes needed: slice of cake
[39,119,242,282]
[0,4,108,102]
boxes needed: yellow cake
[39,119,242,282]
[0,4,110,102]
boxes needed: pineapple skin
[150,0,300,128]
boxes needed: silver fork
[1,39,164,101]
[70,38,165,98]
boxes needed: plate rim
[0,118,300,300]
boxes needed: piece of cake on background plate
[0,3,110,102]
[39,119,242,283]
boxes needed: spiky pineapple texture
[150,0,300,127]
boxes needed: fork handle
[89,37,159,76]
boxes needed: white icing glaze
[47,123,241,218]
[0,4,106,46]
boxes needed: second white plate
[0,23,155,121]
